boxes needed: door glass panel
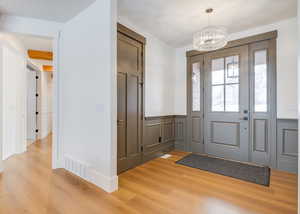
[225,84,239,112]
[225,55,239,84]
[212,58,224,85]
[211,55,240,112]
[192,63,201,111]
[212,85,224,111]
[254,50,267,112]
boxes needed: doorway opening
[1,32,54,166]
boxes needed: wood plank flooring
[0,135,298,214]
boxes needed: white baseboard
[27,139,36,146]
[87,168,118,193]
[63,155,118,193]
[0,161,3,173]
[52,158,64,169]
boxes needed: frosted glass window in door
[192,63,201,111]
[225,55,239,84]
[211,55,240,112]
[225,84,239,112]
[212,58,224,85]
[254,50,267,112]
[212,85,224,111]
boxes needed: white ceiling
[0,0,95,22]
[118,0,297,47]
[16,33,53,52]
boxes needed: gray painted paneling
[253,119,267,152]
[175,117,187,151]
[211,122,240,146]
[277,119,298,173]
[282,129,298,157]
[192,117,201,142]
[143,116,176,162]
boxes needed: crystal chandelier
[193,8,228,51]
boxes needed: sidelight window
[254,50,268,112]
[192,63,201,111]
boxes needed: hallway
[0,135,297,214]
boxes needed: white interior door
[27,68,37,145]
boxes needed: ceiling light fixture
[193,8,228,51]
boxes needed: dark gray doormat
[176,154,270,186]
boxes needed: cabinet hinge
[141,145,144,152]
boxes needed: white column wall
[58,0,117,192]
[0,35,27,161]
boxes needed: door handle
[240,117,248,121]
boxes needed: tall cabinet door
[187,55,204,153]
[117,32,143,174]
[204,45,250,162]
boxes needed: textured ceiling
[0,0,95,22]
[118,0,297,47]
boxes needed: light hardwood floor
[0,135,298,214]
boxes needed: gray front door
[204,45,250,162]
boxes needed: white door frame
[51,31,61,169]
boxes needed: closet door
[117,32,143,174]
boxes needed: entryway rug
[176,154,270,186]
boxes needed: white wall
[0,34,27,160]
[58,0,117,192]
[174,18,298,119]
[118,17,177,117]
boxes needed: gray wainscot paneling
[174,116,188,151]
[143,115,188,162]
[277,119,298,173]
[143,116,175,162]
